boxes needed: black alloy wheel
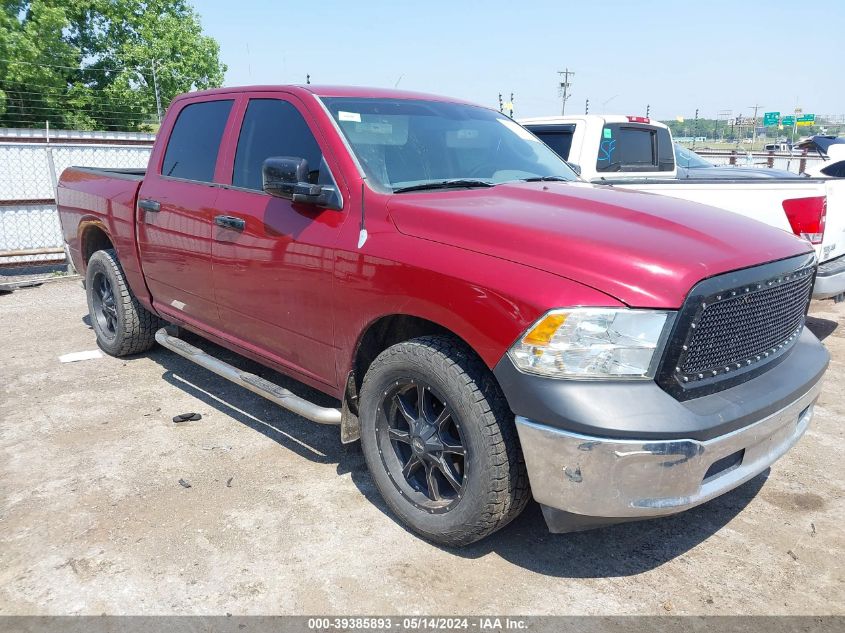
[91,270,118,340]
[376,379,467,513]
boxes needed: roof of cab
[520,114,670,129]
[172,84,476,106]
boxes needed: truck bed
[57,165,150,308]
[605,177,845,268]
[67,166,147,180]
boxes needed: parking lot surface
[1,278,843,615]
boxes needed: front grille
[661,257,816,395]
[680,271,813,378]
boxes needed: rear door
[210,93,347,388]
[137,97,234,327]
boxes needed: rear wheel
[86,249,161,356]
[359,336,530,546]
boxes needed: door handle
[138,198,160,212]
[214,215,246,231]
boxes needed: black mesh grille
[679,271,813,377]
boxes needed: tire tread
[88,249,161,356]
[362,335,530,546]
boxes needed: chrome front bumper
[516,378,822,524]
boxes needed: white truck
[521,115,845,301]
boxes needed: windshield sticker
[338,111,361,123]
[497,118,535,141]
[598,139,617,164]
[603,128,613,139]
[355,122,393,135]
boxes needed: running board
[154,328,341,425]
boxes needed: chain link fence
[0,128,153,266]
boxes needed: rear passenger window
[233,99,326,191]
[534,130,574,160]
[161,100,233,182]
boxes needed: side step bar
[154,328,341,425]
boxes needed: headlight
[508,308,674,379]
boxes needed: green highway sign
[763,112,780,126]
[796,114,816,127]
[782,115,796,126]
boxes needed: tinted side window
[534,130,574,160]
[821,161,845,178]
[596,124,673,173]
[656,128,674,171]
[162,100,233,182]
[233,99,325,191]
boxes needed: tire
[86,249,161,356]
[359,336,530,546]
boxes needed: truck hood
[388,181,813,308]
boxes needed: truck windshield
[322,97,578,191]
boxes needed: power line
[0,57,147,73]
[0,89,153,103]
[4,103,149,115]
[0,118,154,127]
[1,111,154,123]
[0,97,157,117]
[0,80,153,93]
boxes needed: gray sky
[192,0,844,120]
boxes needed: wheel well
[82,226,113,264]
[349,314,478,410]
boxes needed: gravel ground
[0,278,843,615]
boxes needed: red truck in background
[58,85,829,546]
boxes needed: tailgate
[821,179,845,264]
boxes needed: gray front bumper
[516,379,820,527]
[813,254,845,299]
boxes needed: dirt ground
[1,277,843,616]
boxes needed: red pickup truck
[58,85,829,546]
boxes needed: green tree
[0,0,226,130]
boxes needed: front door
[211,95,347,389]
[137,98,234,327]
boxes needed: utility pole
[749,103,762,149]
[585,98,589,115]
[557,68,574,115]
[306,74,311,85]
[693,109,699,148]
[151,59,162,124]
[509,92,514,119]
[646,104,650,118]
[498,93,503,113]
[717,110,732,141]
[792,106,801,145]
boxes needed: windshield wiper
[521,176,570,182]
[392,179,494,193]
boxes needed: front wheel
[86,249,161,356]
[359,336,530,546]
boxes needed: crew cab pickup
[58,86,829,545]
[522,115,845,301]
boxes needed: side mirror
[566,161,582,176]
[262,156,341,209]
